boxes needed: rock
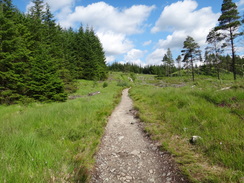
[110,169,116,173]
[118,136,124,141]
[131,150,140,156]
[126,176,132,180]
[189,135,202,144]
[220,87,231,91]
[88,91,100,96]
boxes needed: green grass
[130,75,244,182]
[1,72,243,182]
[0,78,123,182]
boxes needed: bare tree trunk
[230,28,236,80]
[191,56,195,81]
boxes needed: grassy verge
[0,78,123,182]
[130,75,244,182]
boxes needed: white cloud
[123,49,147,66]
[26,0,74,13]
[157,30,186,49]
[59,2,155,34]
[96,31,134,56]
[151,0,220,49]
[51,2,155,63]
[143,40,152,46]
[152,0,198,33]
[105,56,116,64]
[146,48,167,65]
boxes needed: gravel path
[90,88,188,183]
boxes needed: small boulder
[189,135,202,144]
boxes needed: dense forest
[0,0,107,104]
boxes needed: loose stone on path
[90,88,188,183]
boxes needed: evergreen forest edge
[1,0,244,105]
[0,0,107,104]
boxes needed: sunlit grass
[130,76,244,182]
[0,79,123,182]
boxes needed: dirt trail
[90,88,187,183]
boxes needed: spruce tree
[215,0,241,80]
[0,0,32,104]
[26,0,66,102]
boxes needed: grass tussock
[0,78,123,183]
[130,76,244,182]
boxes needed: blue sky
[12,0,244,66]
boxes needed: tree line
[0,0,107,104]
[170,0,243,81]
[110,0,243,81]
[108,54,243,76]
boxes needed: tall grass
[0,79,123,182]
[130,76,244,182]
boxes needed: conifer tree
[206,29,225,79]
[181,36,201,81]
[81,27,107,80]
[26,0,66,102]
[215,0,241,80]
[0,0,32,104]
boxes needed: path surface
[90,88,187,183]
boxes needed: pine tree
[181,36,201,81]
[206,29,225,79]
[215,0,241,80]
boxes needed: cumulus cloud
[59,2,155,34]
[123,49,147,66]
[146,48,167,65]
[151,0,220,48]
[96,31,134,57]
[49,2,154,63]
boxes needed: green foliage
[181,36,201,81]
[117,80,129,87]
[0,0,108,104]
[103,82,108,88]
[162,48,174,76]
[215,0,241,80]
[108,62,177,77]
